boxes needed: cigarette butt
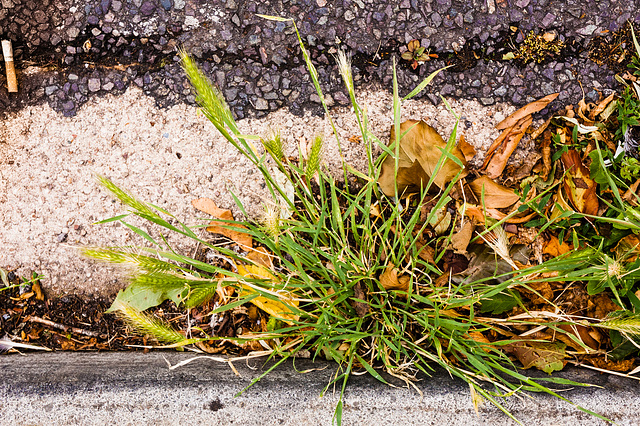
[2,40,18,93]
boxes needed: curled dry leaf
[483,93,558,179]
[560,149,599,215]
[496,93,559,130]
[192,198,253,249]
[378,120,467,197]
[469,176,520,209]
[623,178,640,206]
[539,129,553,180]
[450,219,475,253]
[457,134,477,161]
[590,93,616,120]
[379,264,411,292]
[483,115,532,179]
[556,323,600,350]
[351,281,369,318]
[542,235,572,257]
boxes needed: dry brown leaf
[192,198,253,249]
[352,281,369,318]
[591,93,616,120]
[588,357,635,372]
[504,151,542,185]
[484,116,532,179]
[623,178,640,206]
[469,176,520,209]
[451,220,475,253]
[496,93,559,130]
[560,150,599,215]
[463,203,537,224]
[539,129,553,180]
[466,331,492,353]
[457,134,477,161]
[518,281,553,305]
[463,204,487,222]
[592,293,623,319]
[542,235,572,257]
[378,120,468,196]
[530,115,553,141]
[557,323,600,350]
[194,340,225,354]
[415,240,436,264]
[192,197,233,220]
[577,98,594,125]
[379,264,410,292]
[246,246,273,268]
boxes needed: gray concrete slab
[1,352,639,425]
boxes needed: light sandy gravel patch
[0,85,517,296]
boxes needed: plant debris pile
[0,269,189,352]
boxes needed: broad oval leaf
[378,120,467,197]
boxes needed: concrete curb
[1,352,639,425]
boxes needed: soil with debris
[0,268,269,355]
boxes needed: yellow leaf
[192,198,253,249]
[560,149,599,215]
[237,264,299,324]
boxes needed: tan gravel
[0,85,517,296]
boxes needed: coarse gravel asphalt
[1,0,639,118]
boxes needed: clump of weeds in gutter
[83,16,640,426]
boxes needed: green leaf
[480,291,520,314]
[401,51,414,61]
[402,66,451,101]
[508,341,567,374]
[93,213,130,224]
[107,286,164,313]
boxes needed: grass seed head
[335,49,354,95]
[607,258,625,280]
[262,129,286,162]
[305,135,324,179]
[262,203,281,239]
